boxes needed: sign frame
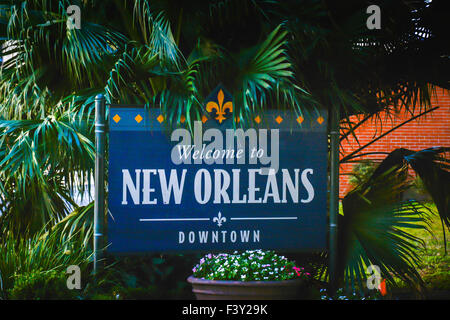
[93,94,339,285]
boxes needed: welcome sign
[108,89,328,253]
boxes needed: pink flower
[293,266,301,276]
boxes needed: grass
[339,200,449,298]
[386,202,450,299]
[401,203,450,292]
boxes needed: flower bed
[189,250,310,300]
[192,250,310,281]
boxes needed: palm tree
[0,0,307,234]
[0,0,448,292]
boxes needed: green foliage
[102,285,189,300]
[318,147,449,295]
[192,250,310,281]
[394,203,450,292]
[339,167,428,292]
[0,0,446,238]
[348,160,378,187]
[82,253,198,300]
[0,212,92,299]
[402,147,450,230]
[8,270,77,300]
[0,110,95,236]
[0,0,448,298]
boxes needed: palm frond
[373,147,450,230]
[230,24,313,126]
[0,216,92,298]
[327,146,449,292]
[133,0,181,66]
[337,157,430,293]
[0,109,94,235]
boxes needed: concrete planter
[187,276,304,300]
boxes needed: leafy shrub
[82,254,198,299]
[8,270,78,300]
[192,250,310,281]
[0,228,91,299]
[348,160,378,187]
[412,175,430,196]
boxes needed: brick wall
[339,88,450,197]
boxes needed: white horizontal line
[139,218,210,222]
[230,217,298,220]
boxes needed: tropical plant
[347,159,378,188]
[8,269,78,300]
[0,0,310,235]
[0,204,93,299]
[314,146,449,294]
[319,287,382,300]
[0,111,95,236]
[0,0,448,296]
[82,253,200,300]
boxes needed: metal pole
[329,106,340,289]
[94,94,106,275]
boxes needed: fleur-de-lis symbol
[213,211,226,227]
[206,89,233,124]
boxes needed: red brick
[339,88,450,197]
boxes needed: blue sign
[108,101,328,253]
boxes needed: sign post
[93,94,106,275]
[329,107,340,289]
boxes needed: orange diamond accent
[317,116,324,125]
[135,114,143,123]
[157,115,164,123]
[254,116,261,124]
[275,115,283,124]
[296,116,304,124]
[113,114,121,123]
[202,115,208,123]
[180,115,186,123]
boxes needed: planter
[187,276,304,300]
